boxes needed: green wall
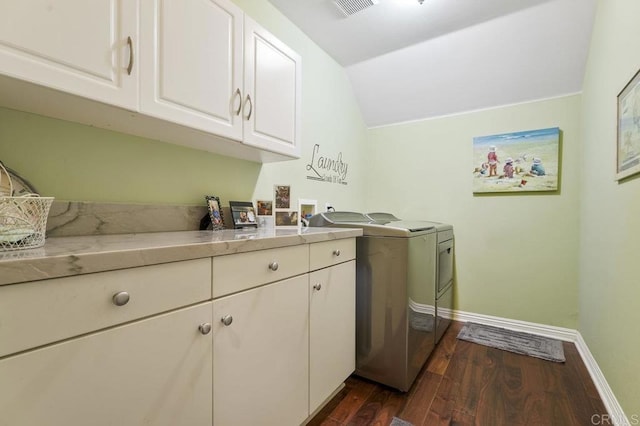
[0,0,368,211]
[580,0,640,417]
[0,108,261,205]
[366,95,582,329]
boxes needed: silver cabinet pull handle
[233,88,242,116]
[221,315,233,326]
[333,249,341,257]
[126,36,134,75]
[199,323,212,335]
[268,261,279,271]
[112,291,130,306]
[244,94,253,120]
[313,283,322,291]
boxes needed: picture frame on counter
[256,200,273,216]
[229,201,258,229]
[205,195,225,231]
[616,67,640,181]
[275,210,298,228]
[274,185,291,209]
[298,199,317,227]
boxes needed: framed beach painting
[472,127,560,193]
[616,67,640,181]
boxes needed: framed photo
[275,210,298,228]
[616,67,640,181]
[205,195,225,231]
[256,200,273,216]
[472,127,560,193]
[274,185,291,209]
[229,201,258,229]
[298,199,317,227]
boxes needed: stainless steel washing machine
[309,211,442,391]
[367,213,454,344]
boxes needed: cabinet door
[309,260,356,412]
[0,303,213,426]
[243,16,302,158]
[213,275,309,426]
[0,0,137,110]
[140,0,244,140]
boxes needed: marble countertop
[0,227,362,286]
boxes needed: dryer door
[437,238,454,296]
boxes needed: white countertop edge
[0,228,362,286]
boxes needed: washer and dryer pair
[308,211,454,392]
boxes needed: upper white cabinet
[243,16,302,158]
[0,0,302,161]
[0,0,137,110]
[139,0,244,141]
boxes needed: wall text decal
[305,144,349,185]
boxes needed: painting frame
[298,199,317,227]
[205,195,225,231]
[274,185,291,209]
[275,210,298,228]
[256,200,273,216]
[472,127,560,193]
[229,201,258,229]
[616,67,640,181]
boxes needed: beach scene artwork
[473,127,560,193]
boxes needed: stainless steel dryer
[309,211,439,391]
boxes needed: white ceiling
[268,0,597,127]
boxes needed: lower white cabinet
[0,302,213,426]
[309,260,356,412]
[0,237,357,426]
[212,274,310,426]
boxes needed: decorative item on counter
[256,200,273,216]
[298,199,317,227]
[201,195,225,231]
[275,210,298,228]
[229,201,258,229]
[0,161,54,251]
[274,185,291,209]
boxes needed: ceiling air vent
[333,0,379,17]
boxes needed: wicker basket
[0,195,54,251]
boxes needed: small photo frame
[256,200,273,216]
[275,210,298,228]
[298,199,317,227]
[616,67,640,181]
[274,185,291,209]
[229,201,258,229]
[205,195,225,231]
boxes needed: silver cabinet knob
[313,283,322,291]
[199,323,212,335]
[221,315,233,326]
[333,249,341,257]
[268,261,279,271]
[112,291,130,306]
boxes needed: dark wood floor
[309,321,610,426]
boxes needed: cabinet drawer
[309,238,355,271]
[212,245,308,298]
[0,258,211,358]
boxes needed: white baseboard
[451,309,630,426]
[452,309,578,342]
[574,333,631,426]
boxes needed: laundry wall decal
[305,144,349,185]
